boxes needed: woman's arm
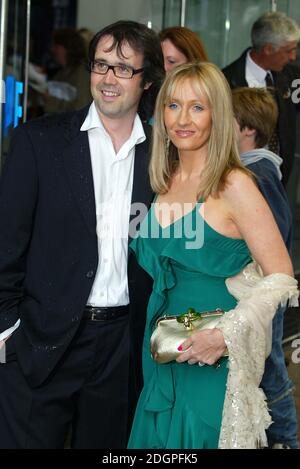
[176,170,294,366]
[222,170,293,276]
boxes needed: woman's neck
[176,150,207,181]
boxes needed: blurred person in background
[159,26,208,73]
[78,27,95,55]
[43,27,92,113]
[223,11,300,185]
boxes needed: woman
[159,26,208,72]
[127,62,298,449]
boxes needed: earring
[165,136,170,153]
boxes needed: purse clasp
[176,307,224,330]
[177,308,201,330]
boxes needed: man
[232,86,298,449]
[223,11,300,185]
[0,20,164,449]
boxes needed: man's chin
[96,103,123,119]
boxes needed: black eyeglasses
[89,60,144,79]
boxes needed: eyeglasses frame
[88,60,144,79]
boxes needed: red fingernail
[177,345,183,351]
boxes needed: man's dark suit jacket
[222,49,300,184]
[0,106,153,399]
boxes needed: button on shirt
[81,102,146,307]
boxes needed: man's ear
[144,82,152,90]
[244,126,256,138]
[263,43,275,56]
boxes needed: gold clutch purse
[150,308,227,364]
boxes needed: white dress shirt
[81,102,145,306]
[245,50,278,154]
[245,50,271,88]
[0,101,145,341]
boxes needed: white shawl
[217,262,299,449]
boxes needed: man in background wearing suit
[223,12,300,448]
[223,11,300,185]
[0,20,164,449]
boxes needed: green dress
[128,201,251,449]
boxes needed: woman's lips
[174,130,195,137]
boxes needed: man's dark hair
[89,20,165,122]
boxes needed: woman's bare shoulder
[222,169,257,202]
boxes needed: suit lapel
[229,49,249,87]
[234,51,248,87]
[62,111,153,247]
[129,132,154,246]
[62,108,97,236]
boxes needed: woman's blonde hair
[150,61,249,200]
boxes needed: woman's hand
[176,328,226,365]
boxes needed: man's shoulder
[222,49,248,73]
[247,158,278,181]
[273,64,300,108]
[222,49,249,86]
[20,106,89,138]
[275,62,300,85]
[247,159,287,202]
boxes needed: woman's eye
[193,104,204,112]
[168,103,178,109]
